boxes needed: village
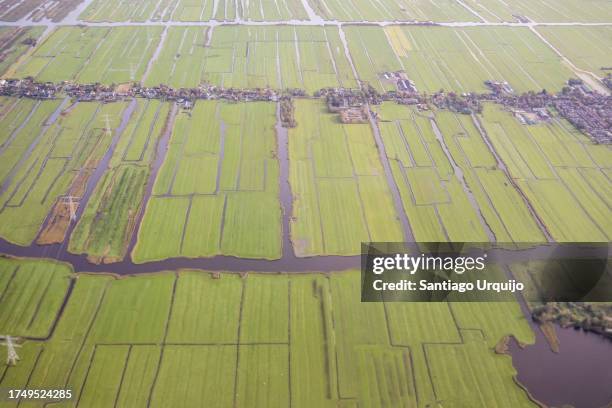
[0,73,610,144]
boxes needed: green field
[8,24,579,95]
[143,27,210,88]
[356,25,572,93]
[478,104,611,242]
[0,27,45,77]
[375,102,612,243]
[12,26,162,84]
[289,99,403,256]
[132,101,281,262]
[375,103,492,242]
[309,0,478,22]
[433,110,546,242]
[80,0,186,22]
[0,257,72,338]
[146,25,358,92]
[0,99,127,245]
[80,0,307,22]
[459,0,612,23]
[0,257,536,408]
[68,100,170,263]
[536,26,612,76]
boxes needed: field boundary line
[232,277,247,408]
[145,270,178,408]
[113,344,133,408]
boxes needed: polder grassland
[0,257,72,339]
[143,27,210,88]
[288,99,403,256]
[307,0,478,22]
[536,26,612,77]
[78,0,184,22]
[458,0,612,23]
[342,26,404,92]
[79,0,306,22]
[79,0,236,22]
[434,110,547,242]
[212,26,355,92]
[0,256,537,408]
[477,104,611,242]
[374,103,488,242]
[376,103,547,243]
[132,100,282,263]
[348,25,573,94]
[0,27,45,77]
[145,26,357,93]
[241,0,308,21]
[0,98,127,246]
[68,100,171,264]
[10,26,162,85]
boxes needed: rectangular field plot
[0,262,537,407]
[132,101,281,262]
[377,25,572,93]
[69,99,170,264]
[88,273,175,344]
[289,99,403,257]
[167,272,242,343]
[150,345,237,407]
[0,99,128,246]
[458,0,612,23]
[536,26,612,77]
[308,0,478,22]
[0,257,71,338]
[12,26,162,84]
[0,27,44,76]
[76,345,130,408]
[479,104,611,242]
[236,345,290,408]
[375,103,492,242]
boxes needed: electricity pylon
[0,335,21,366]
[61,195,79,221]
[102,114,113,137]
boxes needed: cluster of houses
[482,79,611,144]
[319,87,372,123]
[0,79,286,105]
[1,76,610,143]
[553,83,611,144]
